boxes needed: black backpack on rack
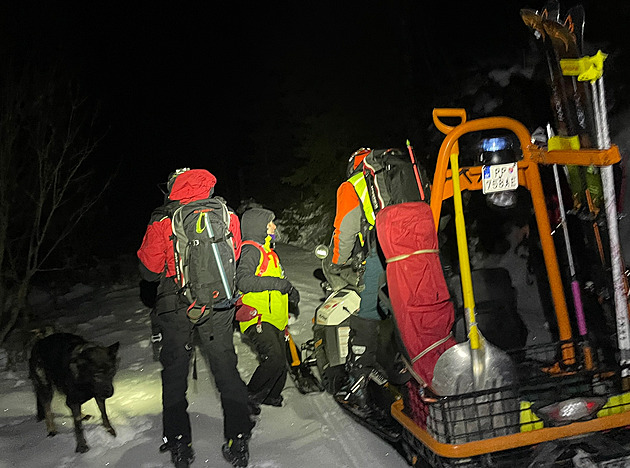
[362,148,431,214]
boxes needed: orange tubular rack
[393,109,629,459]
[392,398,630,459]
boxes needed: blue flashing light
[481,137,511,152]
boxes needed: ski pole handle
[406,140,426,200]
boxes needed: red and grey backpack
[170,197,236,324]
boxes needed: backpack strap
[242,240,270,276]
[347,171,376,226]
[170,204,187,292]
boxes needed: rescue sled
[392,109,630,467]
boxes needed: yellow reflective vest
[239,237,289,333]
[347,171,376,226]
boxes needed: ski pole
[579,52,630,384]
[552,163,593,370]
[406,139,426,200]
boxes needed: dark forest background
[0,1,628,337]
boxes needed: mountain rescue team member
[236,208,300,413]
[328,148,386,412]
[137,168,252,468]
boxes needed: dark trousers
[244,322,287,402]
[157,307,251,445]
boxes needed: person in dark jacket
[137,168,252,468]
[236,208,299,413]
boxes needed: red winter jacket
[137,169,242,313]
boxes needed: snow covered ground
[0,244,409,468]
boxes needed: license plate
[482,162,518,194]
[599,454,630,467]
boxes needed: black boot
[160,436,194,468]
[222,433,250,467]
[172,441,195,468]
[159,436,174,453]
[335,315,379,410]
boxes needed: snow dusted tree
[0,63,109,342]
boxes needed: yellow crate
[597,392,630,417]
[520,401,544,432]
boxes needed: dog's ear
[108,342,120,357]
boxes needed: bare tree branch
[0,63,109,343]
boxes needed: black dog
[29,332,120,453]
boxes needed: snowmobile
[391,108,630,467]
[297,257,411,443]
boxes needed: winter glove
[288,286,300,305]
[278,279,293,294]
[325,261,362,289]
[139,280,159,308]
[288,300,300,320]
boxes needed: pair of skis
[521,2,603,210]
[521,3,630,379]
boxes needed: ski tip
[520,8,538,17]
[406,139,411,146]
[520,9,544,33]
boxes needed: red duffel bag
[375,201,456,386]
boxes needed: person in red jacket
[138,168,252,468]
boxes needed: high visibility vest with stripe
[347,172,376,248]
[239,238,289,333]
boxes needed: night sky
[1,1,627,256]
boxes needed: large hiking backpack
[363,148,431,213]
[171,197,236,323]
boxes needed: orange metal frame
[392,398,630,459]
[391,109,628,459]
[430,110,621,346]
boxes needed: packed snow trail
[0,243,409,467]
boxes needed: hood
[168,169,217,204]
[241,208,275,244]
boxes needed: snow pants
[157,306,252,445]
[244,322,288,403]
[345,246,385,393]
[358,246,385,320]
